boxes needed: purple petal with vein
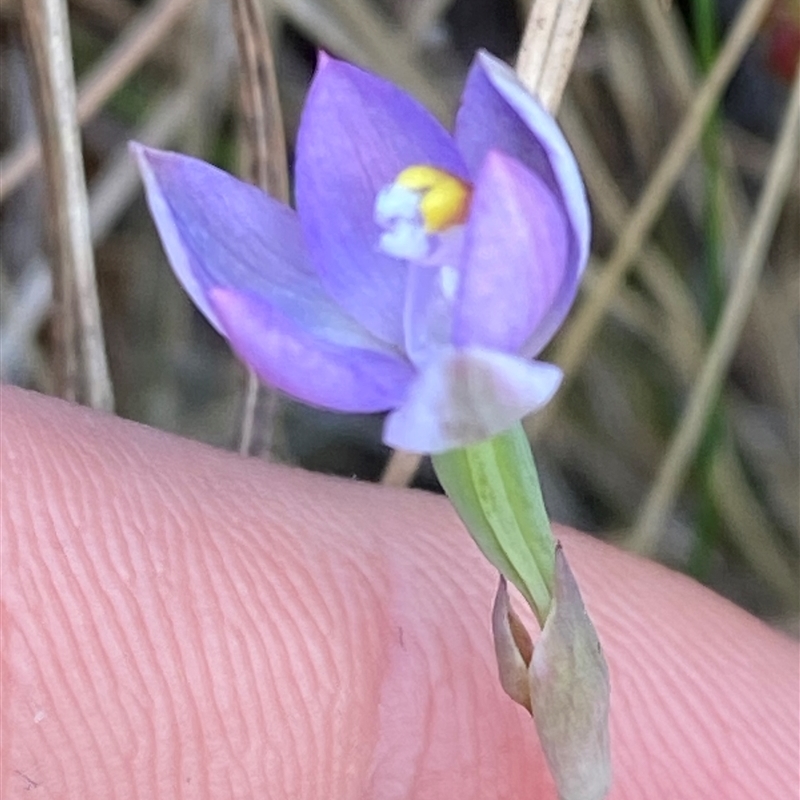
[295,55,467,346]
[453,150,572,355]
[383,347,562,453]
[134,145,320,335]
[455,52,590,335]
[210,288,414,413]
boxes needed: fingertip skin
[1,386,798,799]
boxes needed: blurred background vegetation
[1,0,798,628]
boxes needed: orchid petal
[295,55,467,346]
[134,144,319,335]
[455,51,590,330]
[134,143,412,411]
[210,288,414,413]
[453,150,573,356]
[383,347,562,453]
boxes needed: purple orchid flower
[133,50,589,454]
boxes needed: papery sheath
[492,576,534,711]
[529,546,612,800]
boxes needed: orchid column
[134,50,611,800]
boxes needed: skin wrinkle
[2,386,799,799]
[13,485,116,795]
[662,667,729,791]
[282,553,347,794]
[102,517,184,799]
[205,554,280,792]
[632,568,791,796]
[226,523,319,797]
[260,576,331,796]
[432,581,493,787]
[368,498,479,797]
[317,510,409,795]
[10,622,77,791]
[619,616,713,788]
[223,555,302,796]
[148,468,259,796]
[264,540,367,797]
[319,558,388,795]
[641,586,788,797]
[369,513,441,795]
[9,558,104,792]
[51,483,142,776]
[170,516,267,797]
[594,559,745,800]
[98,510,184,792]
[79,482,154,761]
[133,505,209,795]
[185,532,253,791]
[197,520,260,763]
[64,464,160,795]
[91,542,160,797]
[368,577,432,798]
[116,452,218,795]
[151,432,390,792]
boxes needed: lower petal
[382,347,562,453]
[211,288,414,414]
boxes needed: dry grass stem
[328,0,451,118]
[629,67,800,554]
[596,0,660,168]
[557,92,775,556]
[380,449,427,487]
[22,0,113,410]
[632,0,695,104]
[229,0,290,458]
[238,369,260,457]
[559,97,706,373]
[515,0,592,111]
[1,0,193,203]
[0,87,193,383]
[231,0,289,202]
[539,0,774,429]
